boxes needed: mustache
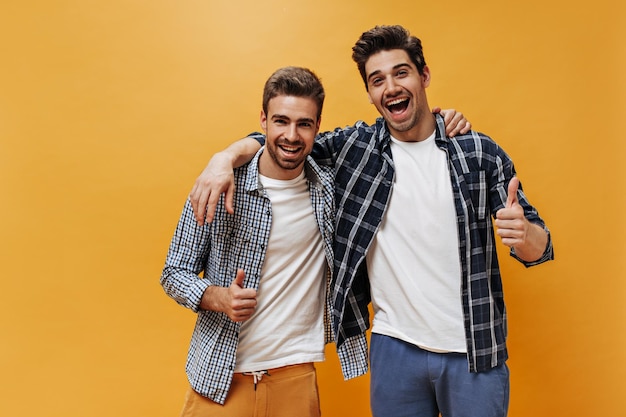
[276,139,304,147]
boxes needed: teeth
[387,98,407,106]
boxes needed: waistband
[234,362,315,383]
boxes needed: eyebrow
[367,62,412,84]
[271,114,316,124]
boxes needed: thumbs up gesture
[495,177,528,248]
[200,269,258,322]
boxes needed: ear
[260,110,268,132]
[314,116,322,135]
[367,91,373,104]
[422,65,431,88]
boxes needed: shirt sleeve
[486,142,554,267]
[160,198,213,313]
[310,123,367,166]
[247,132,265,146]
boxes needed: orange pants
[180,363,321,417]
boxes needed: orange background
[1,1,624,416]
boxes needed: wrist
[200,285,222,312]
[216,150,237,167]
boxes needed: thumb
[232,269,246,288]
[506,177,520,208]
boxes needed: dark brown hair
[352,25,427,90]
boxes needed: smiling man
[160,67,363,417]
[188,25,553,417]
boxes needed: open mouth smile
[385,97,410,114]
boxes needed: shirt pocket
[208,220,254,286]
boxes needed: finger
[232,308,255,322]
[506,177,520,208]
[495,208,503,221]
[442,108,455,126]
[224,180,235,215]
[447,123,460,137]
[498,236,517,248]
[232,269,246,288]
[190,182,198,201]
[496,226,525,248]
[205,190,219,224]
[231,299,257,321]
[449,120,471,137]
[192,188,209,226]
[235,297,257,309]
[431,106,442,114]
[189,183,202,225]
[445,111,463,137]
[460,120,471,135]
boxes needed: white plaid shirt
[160,149,366,404]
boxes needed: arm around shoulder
[190,137,262,225]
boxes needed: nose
[385,76,401,94]
[284,123,298,141]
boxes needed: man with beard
[162,66,346,417]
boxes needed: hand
[432,107,471,137]
[201,269,257,322]
[189,151,236,226]
[495,177,528,248]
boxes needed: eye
[371,77,383,86]
[397,69,408,78]
[299,121,313,128]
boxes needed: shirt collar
[376,114,449,149]
[244,147,324,194]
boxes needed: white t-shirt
[366,132,466,353]
[235,171,326,372]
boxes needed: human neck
[389,113,436,143]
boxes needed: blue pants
[370,334,509,417]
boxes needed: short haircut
[262,66,325,120]
[352,25,427,90]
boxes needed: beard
[265,140,306,171]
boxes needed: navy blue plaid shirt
[310,113,553,376]
[160,150,367,404]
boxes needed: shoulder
[319,119,379,140]
[448,131,509,159]
[443,131,516,176]
[447,129,495,148]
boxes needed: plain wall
[1,1,624,416]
